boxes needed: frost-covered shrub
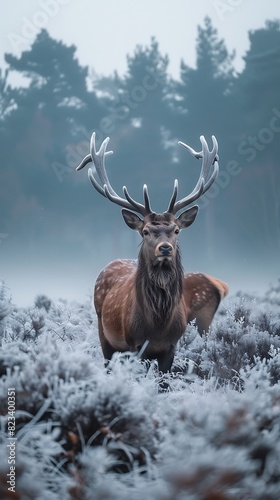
[0,279,280,499]
[265,277,280,306]
[35,294,52,312]
[0,423,73,499]
[0,299,11,323]
[0,282,12,342]
[51,355,158,476]
[176,290,280,384]
[3,307,46,343]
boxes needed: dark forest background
[0,17,280,304]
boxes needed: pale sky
[1,0,280,79]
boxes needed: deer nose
[156,243,174,257]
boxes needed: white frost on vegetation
[0,281,280,499]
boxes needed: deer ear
[176,205,199,229]
[122,209,144,231]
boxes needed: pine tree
[173,16,235,140]
[94,38,173,209]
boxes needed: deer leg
[156,346,175,373]
[156,347,175,392]
[97,316,116,364]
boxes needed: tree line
[0,17,280,271]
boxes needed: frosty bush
[35,294,52,312]
[0,281,12,341]
[0,280,280,499]
[177,291,280,385]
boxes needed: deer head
[76,133,219,267]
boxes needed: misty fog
[1,19,280,306]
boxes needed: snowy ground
[0,280,280,499]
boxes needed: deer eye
[143,229,149,236]
[175,228,180,234]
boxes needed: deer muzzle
[155,242,174,260]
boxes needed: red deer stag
[77,133,228,373]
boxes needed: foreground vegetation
[0,279,280,499]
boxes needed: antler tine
[88,168,107,197]
[123,184,152,215]
[102,184,151,216]
[167,135,219,215]
[90,134,116,198]
[77,132,153,216]
[143,184,152,213]
[76,154,92,171]
[166,179,178,214]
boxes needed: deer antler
[166,136,219,215]
[76,132,152,216]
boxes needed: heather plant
[0,282,12,341]
[0,280,280,499]
[176,290,280,385]
[35,294,52,313]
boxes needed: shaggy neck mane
[136,246,184,327]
